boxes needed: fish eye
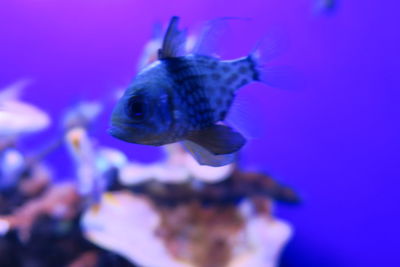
[126,94,147,123]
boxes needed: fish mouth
[108,122,138,144]
[107,125,121,139]
[109,119,167,146]
[108,126,123,140]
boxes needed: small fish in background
[65,125,128,203]
[0,80,52,191]
[110,16,291,167]
[0,80,50,139]
[313,0,337,15]
[65,127,98,196]
[63,101,122,202]
[0,148,25,189]
[136,22,164,71]
[63,101,103,130]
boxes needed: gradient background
[1,0,399,266]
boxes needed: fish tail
[248,35,303,90]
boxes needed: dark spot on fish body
[220,86,228,94]
[193,93,202,105]
[164,57,191,72]
[198,113,205,122]
[194,96,202,106]
[196,57,209,64]
[200,102,208,111]
[191,113,199,123]
[222,66,231,72]
[239,78,248,87]
[208,61,218,70]
[219,110,227,120]
[186,87,193,94]
[226,73,239,85]
[175,126,187,139]
[201,95,209,103]
[238,66,248,74]
[216,98,223,106]
[175,68,192,77]
[187,94,195,105]
[175,75,205,86]
[211,73,221,81]
[166,57,215,130]
[247,56,260,81]
[225,98,233,108]
[205,108,213,116]
[193,87,201,101]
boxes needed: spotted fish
[109,16,283,167]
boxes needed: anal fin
[182,124,245,167]
[187,124,246,155]
[182,140,236,167]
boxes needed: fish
[65,127,128,201]
[109,16,287,167]
[63,101,102,130]
[0,148,25,189]
[0,81,50,137]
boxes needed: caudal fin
[249,35,303,90]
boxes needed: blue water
[0,0,399,266]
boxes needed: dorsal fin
[158,16,187,59]
[192,17,250,57]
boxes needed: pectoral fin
[186,124,246,155]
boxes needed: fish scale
[165,57,214,131]
[184,55,257,122]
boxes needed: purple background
[1,0,399,266]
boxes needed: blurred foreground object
[82,192,191,267]
[0,94,298,267]
[82,183,295,267]
[82,141,298,266]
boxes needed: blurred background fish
[0,81,50,140]
[313,0,337,15]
